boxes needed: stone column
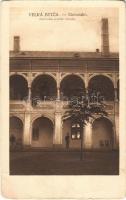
[113,87,119,149]
[28,87,31,102]
[114,88,118,102]
[53,112,62,147]
[84,72,88,94]
[115,115,119,149]
[56,71,60,100]
[112,124,119,150]
[84,122,92,150]
[114,103,119,149]
[23,112,31,147]
[57,87,60,100]
[26,87,31,109]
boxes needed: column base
[113,145,119,151]
[84,145,93,150]
[53,144,63,149]
[23,145,31,150]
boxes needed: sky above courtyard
[10,6,118,52]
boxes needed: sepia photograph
[1,1,126,199]
[9,5,119,176]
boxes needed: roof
[10,51,119,59]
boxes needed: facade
[9,18,119,150]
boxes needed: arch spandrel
[88,73,114,86]
[10,73,28,83]
[31,72,57,85]
[92,116,114,127]
[31,113,55,125]
[10,114,24,124]
[60,73,85,85]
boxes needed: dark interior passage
[10,116,23,145]
[92,117,114,149]
[60,75,85,100]
[32,117,53,147]
[88,75,114,101]
[10,75,28,100]
[31,75,57,105]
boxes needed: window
[71,123,81,140]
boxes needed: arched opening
[31,75,57,105]
[88,75,114,101]
[60,75,85,100]
[117,80,119,100]
[92,117,114,150]
[10,75,28,100]
[10,116,23,146]
[32,117,53,147]
[62,119,81,149]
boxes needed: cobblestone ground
[10,151,119,175]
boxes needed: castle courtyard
[10,150,119,175]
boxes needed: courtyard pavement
[10,150,119,175]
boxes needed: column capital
[28,83,31,88]
[55,111,62,116]
[55,100,62,111]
